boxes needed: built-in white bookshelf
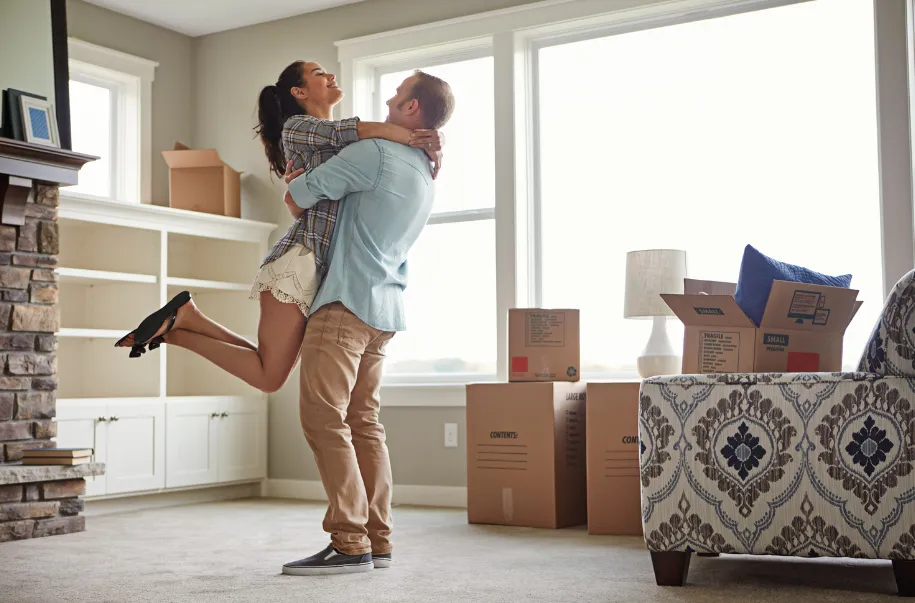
[55,194,276,498]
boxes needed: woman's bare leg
[117,292,306,393]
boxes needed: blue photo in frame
[19,95,59,148]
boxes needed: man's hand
[408,130,445,179]
[283,160,306,220]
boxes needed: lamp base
[637,354,681,379]
[636,316,682,379]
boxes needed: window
[373,57,497,380]
[338,0,914,391]
[68,78,115,198]
[67,39,156,204]
[536,0,882,375]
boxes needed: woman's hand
[283,160,306,220]
[409,130,445,179]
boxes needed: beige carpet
[0,498,901,602]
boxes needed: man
[281,71,455,576]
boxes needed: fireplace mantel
[0,137,95,226]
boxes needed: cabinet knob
[110,416,119,422]
[211,412,220,419]
[220,412,229,419]
[97,417,108,423]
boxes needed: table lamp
[624,249,687,378]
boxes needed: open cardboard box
[662,278,862,374]
[161,142,241,218]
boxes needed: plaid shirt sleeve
[282,115,361,156]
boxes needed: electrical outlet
[444,423,459,448]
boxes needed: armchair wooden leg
[893,560,915,597]
[650,551,692,586]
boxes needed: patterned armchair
[639,269,915,595]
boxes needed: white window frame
[352,44,499,385]
[337,0,915,395]
[68,38,157,204]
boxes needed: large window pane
[69,79,112,198]
[378,57,495,213]
[538,0,881,375]
[384,219,497,376]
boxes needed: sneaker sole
[373,559,393,569]
[282,562,374,576]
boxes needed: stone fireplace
[0,137,102,542]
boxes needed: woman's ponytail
[255,61,307,178]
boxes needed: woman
[115,60,443,393]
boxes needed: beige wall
[0,0,55,127]
[194,0,545,483]
[66,0,195,205]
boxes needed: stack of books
[21,448,93,465]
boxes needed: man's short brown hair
[409,71,455,130]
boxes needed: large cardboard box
[663,279,862,374]
[508,309,580,382]
[586,382,643,536]
[162,142,241,217]
[466,382,586,529]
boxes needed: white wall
[0,0,55,127]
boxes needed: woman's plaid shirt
[260,115,361,276]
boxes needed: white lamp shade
[624,249,687,318]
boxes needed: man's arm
[287,140,382,210]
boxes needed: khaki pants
[299,302,395,555]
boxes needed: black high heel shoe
[116,291,191,358]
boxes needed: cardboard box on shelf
[663,279,862,374]
[466,381,586,529]
[161,142,241,218]
[586,382,642,536]
[508,309,580,382]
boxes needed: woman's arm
[357,121,412,145]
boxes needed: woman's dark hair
[256,61,307,178]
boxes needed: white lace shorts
[249,244,320,315]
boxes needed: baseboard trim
[84,482,262,517]
[266,479,467,509]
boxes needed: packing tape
[502,487,514,522]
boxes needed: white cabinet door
[165,398,220,488]
[56,401,108,497]
[217,397,266,483]
[105,400,166,495]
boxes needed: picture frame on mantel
[20,96,60,148]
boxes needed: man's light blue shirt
[288,139,434,332]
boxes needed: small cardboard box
[663,279,862,374]
[161,142,241,217]
[466,382,586,529]
[586,382,643,536]
[508,309,580,382]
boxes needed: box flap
[759,280,859,333]
[661,294,755,327]
[162,148,224,169]
[684,279,737,296]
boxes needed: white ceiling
[83,0,368,37]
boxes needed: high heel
[116,291,191,357]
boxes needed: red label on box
[511,356,529,373]
[787,352,820,372]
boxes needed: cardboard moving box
[508,309,580,382]
[466,382,586,529]
[586,382,643,536]
[162,142,241,217]
[663,279,862,374]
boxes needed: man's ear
[403,98,420,116]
